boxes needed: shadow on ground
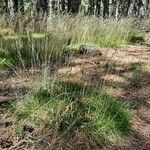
[0,44,150,149]
[55,44,150,149]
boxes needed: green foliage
[0,58,12,69]
[144,60,150,67]
[129,29,145,43]
[0,32,66,67]
[12,79,131,143]
[84,95,130,142]
[130,67,142,87]
[124,63,143,87]
[0,16,143,68]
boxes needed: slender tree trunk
[8,0,14,16]
[125,0,131,16]
[68,0,81,14]
[133,0,144,17]
[119,0,131,17]
[145,0,150,10]
[60,0,66,12]
[111,0,117,17]
[20,0,24,13]
[102,0,109,18]
[137,0,144,17]
[145,0,150,17]
[67,0,71,13]
[88,0,95,15]
[36,0,49,15]
[13,0,18,13]
[51,0,56,12]
[4,0,9,13]
[115,0,120,19]
[96,0,101,16]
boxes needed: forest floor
[0,33,150,149]
[56,36,150,149]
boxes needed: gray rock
[79,44,102,55]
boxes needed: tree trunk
[4,0,9,13]
[67,0,71,12]
[96,0,101,16]
[51,0,56,12]
[137,0,144,17]
[20,0,24,13]
[13,0,18,13]
[111,0,117,17]
[67,0,81,14]
[60,0,66,12]
[145,0,150,17]
[119,0,131,17]
[8,0,14,16]
[125,0,131,16]
[102,0,109,18]
[36,0,49,15]
[88,0,95,15]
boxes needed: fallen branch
[0,96,17,103]
[8,139,27,150]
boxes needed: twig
[0,96,17,103]
[8,139,27,150]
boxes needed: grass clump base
[11,78,131,147]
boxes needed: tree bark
[102,0,109,18]
[13,0,18,13]
[4,0,9,13]
[144,0,150,17]
[96,0,101,16]
[111,0,117,17]
[88,0,95,15]
[119,0,131,17]
[36,0,49,15]
[60,0,66,12]
[67,0,81,14]
[20,0,24,13]
[8,0,14,16]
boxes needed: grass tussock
[10,78,131,144]
[0,14,143,69]
[124,63,143,88]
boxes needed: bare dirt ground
[103,45,150,150]
[55,44,150,150]
[0,37,150,149]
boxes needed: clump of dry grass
[0,14,143,69]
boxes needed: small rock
[147,101,150,105]
[79,44,102,55]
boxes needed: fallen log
[0,96,17,103]
[79,44,102,55]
